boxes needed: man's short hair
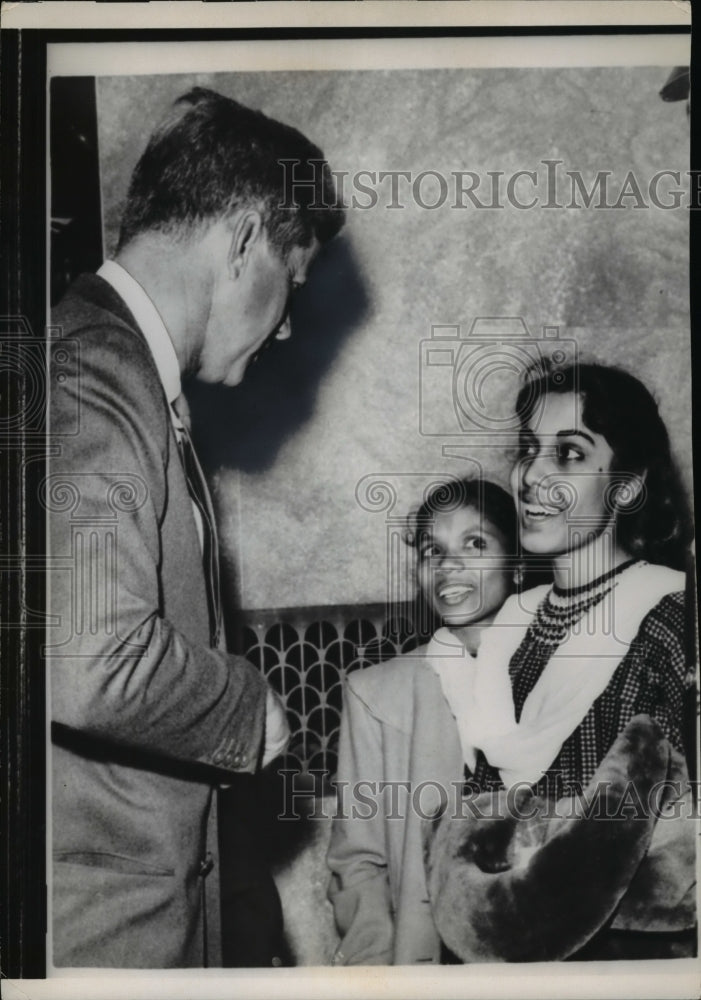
[117,87,345,253]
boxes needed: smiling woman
[512,394,619,564]
[326,477,521,965]
[412,480,517,643]
[467,362,693,790]
[511,361,691,576]
[426,360,696,963]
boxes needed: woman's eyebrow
[555,429,596,445]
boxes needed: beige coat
[327,650,463,965]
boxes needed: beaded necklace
[530,558,641,647]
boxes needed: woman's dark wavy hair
[515,360,693,570]
[404,477,518,557]
[118,87,345,254]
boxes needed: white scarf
[429,562,684,788]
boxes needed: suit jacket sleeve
[326,676,395,965]
[49,323,267,775]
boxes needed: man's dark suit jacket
[49,274,267,967]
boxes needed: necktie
[171,397,223,648]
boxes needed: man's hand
[261,687,290,767]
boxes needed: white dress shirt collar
[98,259,182,405]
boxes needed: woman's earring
[513,564,525,588]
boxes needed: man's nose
[274,316,292,341]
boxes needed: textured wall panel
[97,66,691,609]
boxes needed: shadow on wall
[187,235,368,473]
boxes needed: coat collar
[97,261,181,405]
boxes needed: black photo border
[0,10,696,983]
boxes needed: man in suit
[48,87,344,968]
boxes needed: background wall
[97,65,691,609]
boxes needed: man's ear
[227,209,264,278]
